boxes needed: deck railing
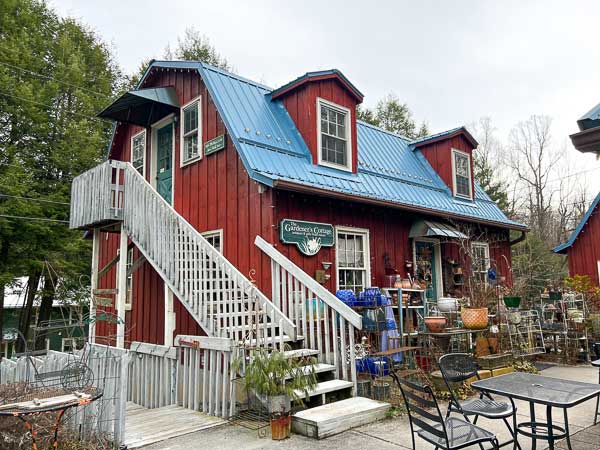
[255,236,362,391]
[70,160,123,229]
[70,161,296,346]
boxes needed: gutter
[273,180,529,232]
[509,229,527,246]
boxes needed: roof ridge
[356,120,412,142]
[410,126,465,144]
[554,190,600,252]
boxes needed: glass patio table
[471,372,600,450]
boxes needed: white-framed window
[336,227,370,293]
[131,130,146,176]
[125,247,134,308]
[61,337,82,353]
[317,98,352,172]
[471,241,490,284]
[451,148,472,199]
[202,229,223,253]
[180,96,202,166]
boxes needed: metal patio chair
[438,353,520,449]
[390,372,499,450]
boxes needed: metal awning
[409,220,468,239]
[97,87,180,126]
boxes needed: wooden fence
[0,344,129,444]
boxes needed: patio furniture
[438,353,520,449]
[592,358,600,425]
[471,372,600,450]
[390,372,499,450]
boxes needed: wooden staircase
[70,160,390,435]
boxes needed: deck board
[124,402,226,449]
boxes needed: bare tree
[508,115,561,235]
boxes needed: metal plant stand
[505,309,545,357]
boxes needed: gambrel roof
[124,60,525,230]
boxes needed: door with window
[156,123,173,203]
[414,240,439,302]
[336,228,370,294]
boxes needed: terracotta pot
[271,413,291,440]
[425,316,447,333]
[461,307,489,330]
[401,278,412,289]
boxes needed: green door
[415,240,438,302]
[156,123,173,203]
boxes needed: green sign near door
[280,219,334,256]
[204,134,226,156]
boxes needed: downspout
[509,229,527,246]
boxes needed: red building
[70,61,525,416]
[555,103,600,285]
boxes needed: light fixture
[322,261,332,271]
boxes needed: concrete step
[284,363,336,380]
[284,348,320,359]
[293,379,353,400]
[292,396,390,439]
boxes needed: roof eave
[570,126,600,154]
[271,70,364,103]
[412,127,478,149]
[272,179,528,231]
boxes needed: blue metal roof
[554,191,600,253]
[270,69,364,101]
[134,60,525,230]
[578,102,600,131]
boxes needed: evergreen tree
[0,0,120,349]
[357,93,428,139]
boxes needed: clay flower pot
[461,307,489,330]
[425,316,447,333]
[270,412,291,440]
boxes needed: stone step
[292,396,391,439]
[293,379,353,400]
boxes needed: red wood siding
[417,134,475,197]
[567,205,600,286]
[281,79,359,173]
[274,190,513,293]
[98,67,276,345]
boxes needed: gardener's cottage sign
[280,219,334,256]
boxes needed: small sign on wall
[204,134,226,156]
[280,219,334,256]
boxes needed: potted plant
[461,282,495,330]
[233,348,317,440]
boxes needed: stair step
[243,335,294,346]
[292,397,391,439]
[293,379,353,400]
[284,348,320,359]
[285,363,335,380]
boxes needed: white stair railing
[255,236,362,392]
[70,160,296,346]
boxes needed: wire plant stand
[504,309,545,357]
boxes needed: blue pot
[336,290,356,307]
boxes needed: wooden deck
[124,403,226,449]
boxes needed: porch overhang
[98,87,180,126]
[570,126,600,154]
[409,220,468,240]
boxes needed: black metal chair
[438,353,520,449]
[390,371,499,450]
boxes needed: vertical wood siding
[567,206,600,286]
[281,79,359,173]
[417,134,475,197]
[99,68,275,344]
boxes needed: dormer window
[451,148,472,199]
[317,98,352,171]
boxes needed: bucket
[270,413,291,440]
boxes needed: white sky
[51,0,600,193]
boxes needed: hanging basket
[461,307,489,330]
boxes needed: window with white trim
[131,130,146,175]
[452,149,472,199]
[337,228,369,293]
[202,230,222,253]
[181,97,201,165]
[471,242,490,284]
[318,99,351,170]
[125,247,134,307]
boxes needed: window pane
[184,102,199,134]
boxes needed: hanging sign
[204,134,226,156]
[280,219,334,256]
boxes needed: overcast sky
[51,0,600,192]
